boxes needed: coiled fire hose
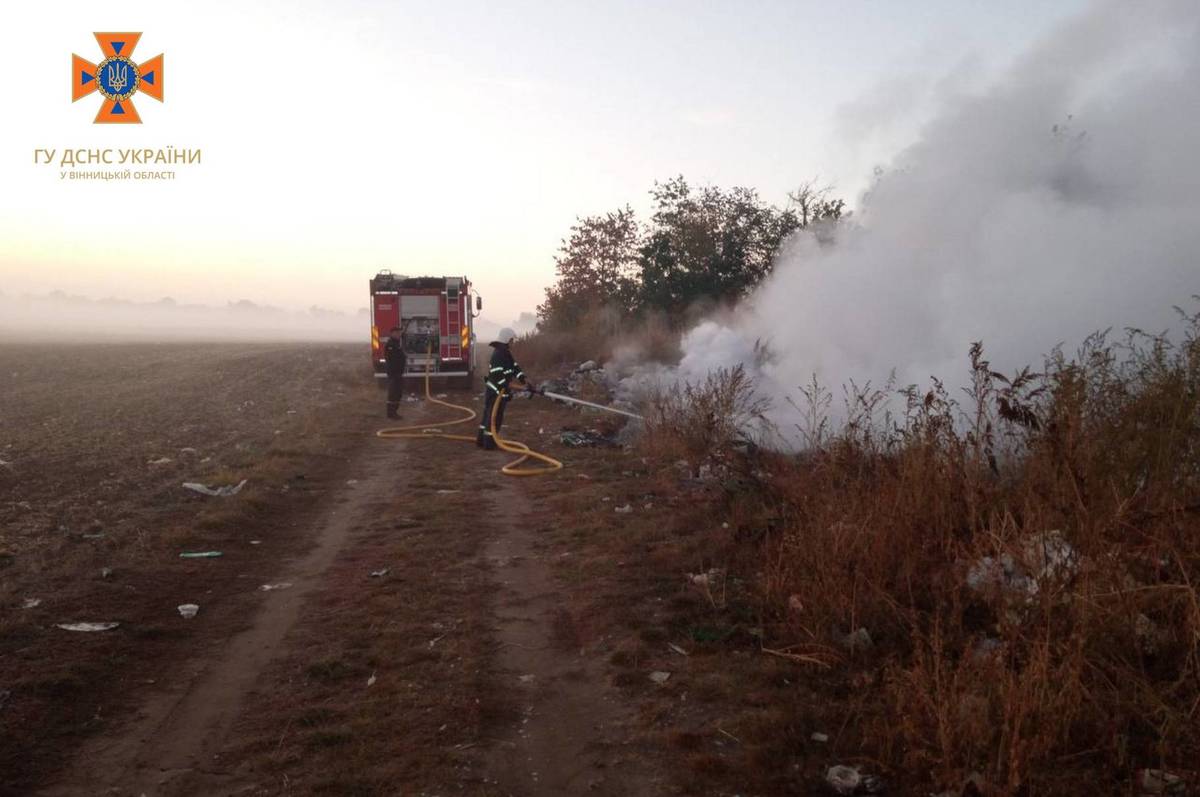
[375,351,563,477]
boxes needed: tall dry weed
[643,307,1200,793]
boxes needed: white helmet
[490,327,516,346]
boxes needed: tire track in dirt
[480,474,661,796]
[38,437,404,797]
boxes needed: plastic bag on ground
[182,479,247,497]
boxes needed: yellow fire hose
[375,356,563,477]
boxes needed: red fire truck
[369,272,481,389]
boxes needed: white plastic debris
[346,479,359,486]
[838,627,874,653]
[148,457,172,466]
[1138,768,1185,795]
[811,732,829,743]
[826,765,862,794]
[22,598,41,609]
[689,570,722,587]
[576,360,598,373]
[436,489,460,495]
[367,672,377,687]
[967,530,1079,603]
[177,604,199,619]
[259,583,292,591]
[0,458,13,468]
[179,447,198,454]
[614,504,632,514]
[182,479,247,497]
[100,567,113,579]
[825,765,885,795]
[56,622,119,632]
[370,568,390,578]
[518,674,536,684]
[668,643,689,657]
[648,671,671,685]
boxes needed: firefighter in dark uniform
[477,328,532,449]
[384,324,408,419]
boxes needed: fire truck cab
[370,272,481,390]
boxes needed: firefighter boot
[386,402,400,419]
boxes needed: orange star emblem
[72,33,163,124]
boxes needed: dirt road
[15,377,665,795]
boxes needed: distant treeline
[538,176,844,333]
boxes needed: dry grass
[517,307,679,372]
[635,311,1200,793]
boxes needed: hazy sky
[1,0,1087,322]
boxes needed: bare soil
[4,347,711,796]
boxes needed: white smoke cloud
[650,0,1200,434]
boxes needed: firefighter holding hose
[477,328,534,450]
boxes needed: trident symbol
[107,62,128,93]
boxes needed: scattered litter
[370,568,390,578]
[428,634,446,649]
[148,457,173,466]
[614,504,632,514]
[436,489,460,495]
[649,671,671,685]
[972,637,1005,661]
[22,598,41,609]
[559,430,614,448]
[518,674,536,684]
[182,479,247,497]
[435,393,448,399]
[811,732,829,743]
[177,604,199,619]
[56,622,119,632]
[179,447,198,454]
[966,529,1079,602]
[601,496,611,502]
[0,458,12,468]
[688,569,722,587]
[721,522,729,529]
[259,582,292,591]
[837,627,874,654]
[100,567,113,579]
[345,479,359,486]
[788,594,804,612]
[249,540,262,545]
[1138,769,1185,795]
[644,503,653,510]
[825,764,885,795]
[668,643,689,657]
[179,551,223,559]
[576,360,599,372]
[367,672,377,687]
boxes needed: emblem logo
[72,33,163,124]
